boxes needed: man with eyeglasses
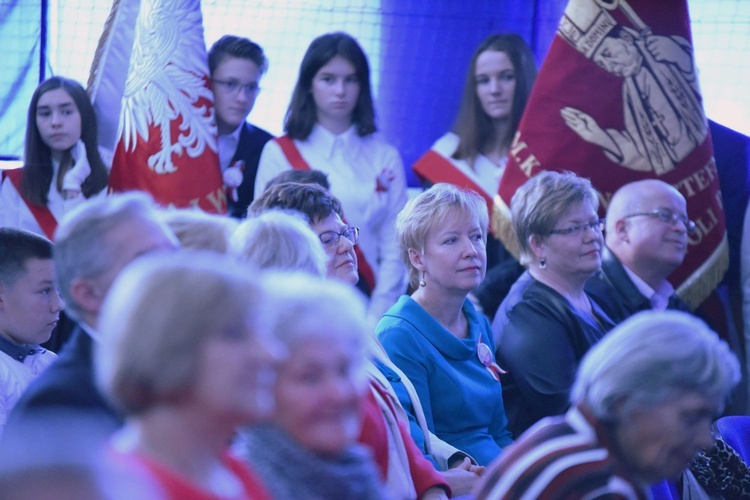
[208,35,274,219]
[585,179,694,324]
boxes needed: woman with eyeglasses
[377,183,514,467]
[250,182,360,285]
[492,171,615,437]
[248,181,453,498]
[253,32,408,323]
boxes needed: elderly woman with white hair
[95,251,280,499]
[377,183,513,467]
[238,273,385,499]
[475,309,740,499]
[230,209,327,276]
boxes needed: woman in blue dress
[377,183,513,466]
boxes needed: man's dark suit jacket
[228,122,274,219]
[585,247,692,325]
[4,324,123,435]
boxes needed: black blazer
[493,272,615,437]
[585,247,692,325]
[229,122,274,219]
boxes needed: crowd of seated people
[2,27,750,500]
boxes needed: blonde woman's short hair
[396,183,488,289]
[511,171,599,265]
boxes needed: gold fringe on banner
[677,235,729,310]
[492,194,520,261]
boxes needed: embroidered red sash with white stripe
[3,169,57,239]
[412,150,495,234]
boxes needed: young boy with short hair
[0,228,62,433]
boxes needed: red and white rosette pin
[223,160,245,202]
[477,342,506,381]
[375,167,395,193]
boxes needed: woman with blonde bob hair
[96,251,279,499]
[411,34,537,319]
[377,183,514,467]
[492,170,615,436]
[475,310,740,498]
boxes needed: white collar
[222,122,244,141]
[622,264,674,302]
[309,123,360,160]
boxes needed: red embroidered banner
[89,0,226,213]
[493,0,726,308]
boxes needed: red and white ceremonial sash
[494,0,724,309]
[412,148,496,234]
[89,0,226,213]
[3,169,57,239]
[274,135,377,292]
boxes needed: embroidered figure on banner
[557,0,708,175]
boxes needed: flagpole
[595,0,647,33]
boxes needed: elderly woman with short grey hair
[492,170,615,436]
[230,209,327,276]
[238,273,385,499]
[377,183,513,467]
[475,309,740,498]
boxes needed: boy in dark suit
[209,35,274,218]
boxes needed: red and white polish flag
[88,0,226,213]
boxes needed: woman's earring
[539,257,547,269]
[419,270,426,287]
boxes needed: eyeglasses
[212,79,261,96]
[318,226,359,248]
[623,208,697,233]
[549,218,606,236]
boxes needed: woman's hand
[441,457,486,496]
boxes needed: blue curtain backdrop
[0,0,44,160]
[378,0,567,186]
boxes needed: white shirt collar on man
[622,264,675,311]
[218,123,245,172]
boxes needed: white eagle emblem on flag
[118,0,217,174]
